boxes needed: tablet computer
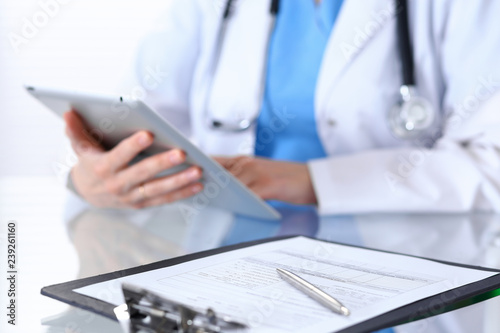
[26,85,281,220]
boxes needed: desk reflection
[42,204,500,333]
[70,208,185,279]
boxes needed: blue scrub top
[252,0,343,216]
[254,0,343,162]
[250,3,395,332]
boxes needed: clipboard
[41,236,500,332]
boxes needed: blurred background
[0,0,173,178]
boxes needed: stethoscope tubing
[396,0,415,87]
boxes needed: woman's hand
[214,156,317,205]
[64,110,203,209]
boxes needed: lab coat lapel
[207,0,272,123]
[316,0,398,112]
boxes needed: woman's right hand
[63,110,203,209]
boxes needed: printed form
[76,237,497,332]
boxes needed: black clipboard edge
[41,236,295,321]
[337,275,500,332]
[41,235,500,333]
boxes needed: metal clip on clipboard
[114,283,247,333]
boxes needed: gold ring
[138,184,147,200]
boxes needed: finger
[229,167,258,188]
[120,166,202,204]
[134,182,204,209]
[213,156,230,167]
[213,156,241,170]
[63,110,104,155]
[214,156,252,177]
[109,149,187,193]
[104,130,155,172]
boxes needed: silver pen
[276,268,350,316]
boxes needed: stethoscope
[206,0,435,140]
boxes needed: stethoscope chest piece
[389,85,435,139]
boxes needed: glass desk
[1,177,499,333]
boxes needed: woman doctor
[64,0,500,214]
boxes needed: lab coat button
[327,119,336,127]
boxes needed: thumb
[63,110,103,155]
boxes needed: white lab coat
[135,0,500,215]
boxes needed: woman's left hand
[213,156,317,205]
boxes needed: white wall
[0,0,172,177]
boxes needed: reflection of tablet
[26,85,280,220]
